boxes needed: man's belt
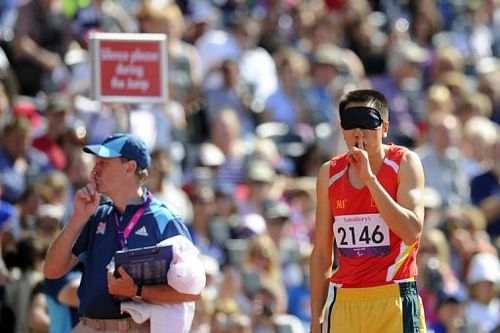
[81,317,148,331]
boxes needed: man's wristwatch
[131,282,143,302]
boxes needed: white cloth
[120,235,205,333]
[121,301,195,333]
[158,235,206,295]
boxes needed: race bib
[333,214,390,257]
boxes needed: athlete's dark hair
[338,89,389,120]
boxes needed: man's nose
[354,128,363,137]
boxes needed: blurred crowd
[0,0,499,332]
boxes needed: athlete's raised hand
[347,135,374,184]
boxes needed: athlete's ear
[382,121,389,138]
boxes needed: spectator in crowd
[470,136,500,239]
[408,0,443,51]
[263,47,310,127]
[417,113,470,207]
[338,0,386,76]
[0,73,15,131]
[444,205,497,281]
[37,170,70,218]
[0,116,52,204]
[10,96,45,136]
[0,174,19,254]
[188,185,227,265]
[147,148,193,224]
[27,279,50,333]
[0,0,18,43]
[240,233,287,313]
[263,201,291,251]
[72,0,138,49]
[15,182,42,239]
[209,297,252,333]
[461,116,498,179]
[285,243,312,330]
[422,84,454,118]
[304,43,344,127]
[230,15,279,108]
[0,173,15,333]
[250,280,304,333]
[202,59,255,138]
[464,252,500,332]
[4,234,47,333]
[416,84,454,146]
[371,40,430,147]
[11,0,73,95]
[417,227,464,326]
[475,57,500,124]
[182,1,219,46]
[24,193,82,333]
[279,182,314,246]
[136,1,202,112]
[32,93,73,171]
[210,108,249,190]
[422,186,444,231]
[427,46,465,88]
[43,267,81,333]
[236,159,277,217]
[427,288,480,333]
[60,125,92,221]
[437,71,469,113]
[35,203,65,245]
[456,91,493,125]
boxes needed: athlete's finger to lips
[357,136,364,150]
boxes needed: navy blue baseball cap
[83,133,151,169]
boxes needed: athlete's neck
[367,144,388,173]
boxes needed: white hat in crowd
[239,213,267,236]
[466,252,500,285]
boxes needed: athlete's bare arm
[365,149,425,245]
[310,161,335,333]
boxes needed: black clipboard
[114,244,173,285]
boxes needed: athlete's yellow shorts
[324,281,426,333]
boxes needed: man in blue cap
[43,133,199,332]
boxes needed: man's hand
[107,266,136,298]
[72,180,100,227]
[347,136,374,184]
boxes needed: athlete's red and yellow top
[328,144,419,288]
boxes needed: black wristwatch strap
[135,282,143,297]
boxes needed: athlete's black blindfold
[340,106,383,130]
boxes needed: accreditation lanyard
[114,193,152,249]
